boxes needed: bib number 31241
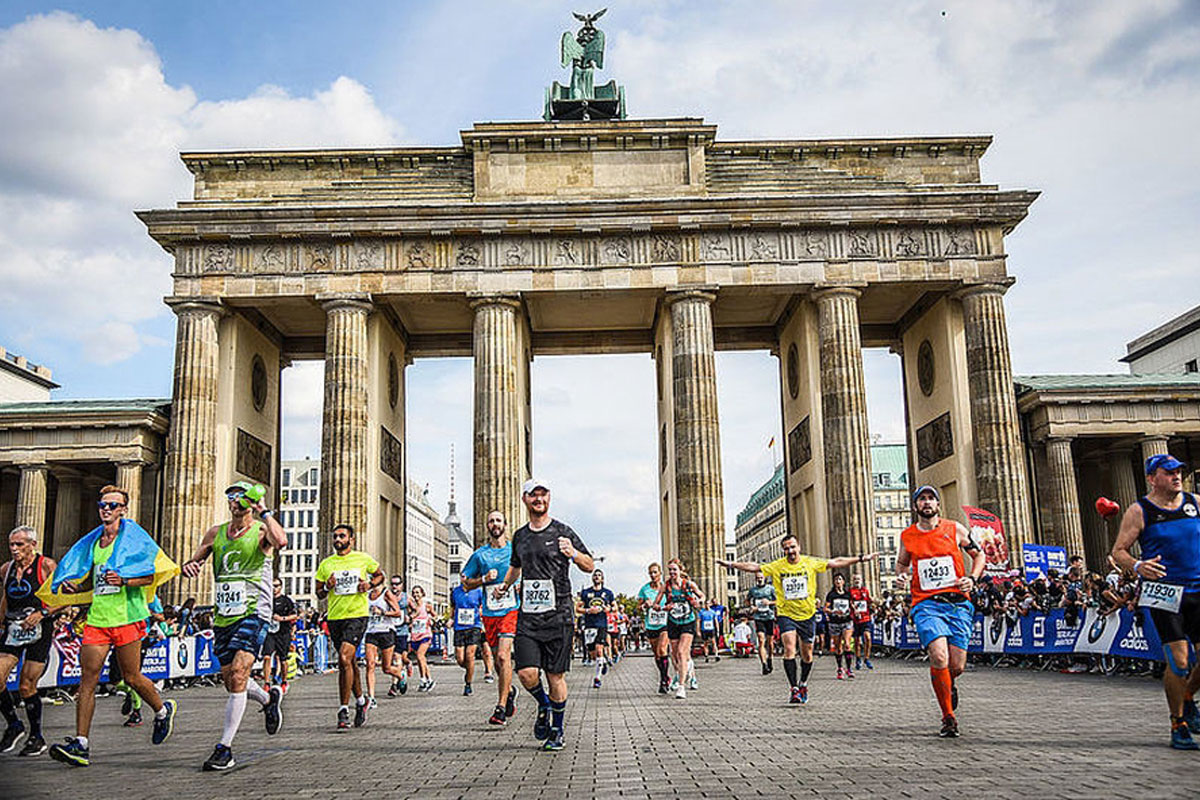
[522,579,555,614]
[917,556,956,591]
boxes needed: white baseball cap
[521,478,550,495]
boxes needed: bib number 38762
[522,579,555,614]
[917,556,956,591]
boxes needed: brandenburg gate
[140,115,1037,602]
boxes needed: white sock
[594,657,605,678]
[356,695,367,707]
[339,704,349,713]
[221,692,247,747]
[245,677,269,706]
[76,735,89,749]
[155,704,169,720]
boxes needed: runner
[606,605,622,665]
[492,479,594,751]
[824,573,854,680]
[363,581,404,708]
[718,536,877,705]
[746,573,776,675]
[653,558,705,700]
[637,563,671,693]
[616,607,629,661]
[407,585,435,691]
[387,574,410,696]
[895,485,984,738]
[578,569,614,688]
[450,581,484,695]
[313,523,383,730]
[180,480,287,771]
[261,578,298,692]
[0,526,58,757]
[461,510,519,726]
[698,602,719,663]
[44,485,179,767]
[849,573,874,671]
[1111,454,1200,750]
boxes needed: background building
[279,457,320,606]
[724,541,738,608]
[406,478,449,614]
[445,491,473,588]
[1123,304,1200,375]
[870,443,909,593]
[733,463,786,603]
[0,347,58,402]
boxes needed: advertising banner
[963,506,1012,577]
[1022,544,1068,582]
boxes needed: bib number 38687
[917,556,956,591]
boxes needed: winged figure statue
[544,9,626,121]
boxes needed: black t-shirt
[825,588,853,623]
[579,586,614,628]
[273,594,297,640]
[510,519,590,639]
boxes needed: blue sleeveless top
[1138,492,1200,591]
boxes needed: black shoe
[353,701,367,728]
[151,699,177,745]
[123,709,143,727]
[120,693,133,717]
[48,737,89,767]
[18,734,47,757]
[202,743,235,771]
[767,660,774,674]
[533,706,551,741]
[950,682,958,712]
[541,727,565,751]
[0,722,25,753]
[488,705,507,726]
[463,683,472,696]
[658,679,668,694]
[762,663,769,676]
[505,687,517,718]
[337,708,351,730]
[263,685,283,735]
[938,715,959,738]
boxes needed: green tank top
[212,521,272,627]
[89,538,150,629]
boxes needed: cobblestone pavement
[2,652,1195,799]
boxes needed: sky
[1,1,1198,595]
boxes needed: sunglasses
[226,491,246,502]
[97,501,125,511]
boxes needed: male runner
[493,479,594,751]
[387,574,410,696]
[450,581,484,695]
[1112,454,1200,749]
[262,577,299,692]
[698,603,719,662]
[719,536,876,705]
[895,485,984,738]
[47,485,178,767]
[180,480,287,770]
[746,573,776,675]
[638,563,671,693]
[461,510,519,725]
[0,526,57,756]
[849,573,874,671]
[578,569,614,688]
[314,524,383,730]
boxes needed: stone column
[51,469,82,559]
[813,287,877,591]
[16,464,48,538]
[318,294,372,557]
[956,283,1033,553]
[116,461,143,524]
[1044,437,1086,559]
[471,295,529,547]
[666,290,726,605]
[1139,436,1170,470]
[1079,457,1111,571]
[161,299,223,603]
[1108,445,1139,512]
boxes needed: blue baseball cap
[1145,453,1187,475]
[912,485,940,504]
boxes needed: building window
[282,468,291,485]
[1187,359,1198,373]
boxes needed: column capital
[951,278,1016,302]
[467,292,523,312]
[115,459,147,469]
[17,462,48,474]
[165,297,225,318]
[1138,434,1171,445]
[664,287,717,306]
[811,284,865,303]
[317,292,373,313]
[1045,435,1075,445]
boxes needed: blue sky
[1,1,1198,593]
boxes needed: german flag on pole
[36,518,179,608]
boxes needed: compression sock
[245,677,269,705]
[800,659,813,685]
[130,688,142,711]
[594,656,605,680]
[526,682,551,710]
[783,658,798,688]
[0,690,17,726]
[930,667,954,718]
[220,691,247,746]
[655,656,670,681]
[23,694,42,737]
[549,699,566,732]
[834,653,842,670]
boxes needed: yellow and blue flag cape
[36,518,179,609]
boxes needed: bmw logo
[177,641,189,668]
[1088,617,1107,644]
[989,617,1004,645]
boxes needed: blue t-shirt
[451,584,483,631]
[579,586,614,628]
[698,608,716,632]
[462,542,520,617]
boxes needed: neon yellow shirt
[314,550,379,621]
[88,538,150,628]
[761,555,827,621]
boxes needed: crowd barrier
[872,607,1165,660]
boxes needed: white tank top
[366,591,391,633]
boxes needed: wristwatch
[261,509,274,517]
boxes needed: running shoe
[836,668,844,680]
[18,735,47,757]
[426,680,436,692]
[202,743,235,771]
[864,659,874,670]
[263,685,283,735]
[541,727,565,751]
[48,737,89,767]
[354,700,368,728]
[1171,721,1200,750]
[151,699,177,745]
[504,687,517,718]
[674,685,687,700]
[938,715,960,739]
[398,676,408,695]
[488,705,507,726]
[855,658,862,671]
[951,682,958,712]
[789,686,802,704]
[798,685,808,704]
[687,675,698,691]
[766,659,773,674]
[337,708,351,730]
[533,705,551,741]
[669,677,680,692]
[484,673,495,684]
[387,684,398,699]
[0,722,25,753]
[464,683,473,696]
[120,692,134,717]
[592,677,602,689]
[123,709,143,727]
[281,681,289,694]
[846,669,855,680]
[1183,700,1200,733]
[658,679,669,695]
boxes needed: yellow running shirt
[761,555,826,621]
[313,550,379,621]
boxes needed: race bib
[755,598,769,609]
[832,599,850,614]
[1139,581,1184,613]
[584,627,599,644]
[411,618,429,638]
[522,580,555,614]
[214,581,248,617]
[486,584,518,612]
[268,619,281,633]
[93,567,120,596]
[782,574,808,600]
[456,608,477,627]
[917,557,957,591]
[852,600,868,614]
[5,620,40,648]
[701,618,714,631]
[646,607,668,627]
[332,570,360,596]
[669,601,690,620]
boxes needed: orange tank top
[902,519,966,605]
